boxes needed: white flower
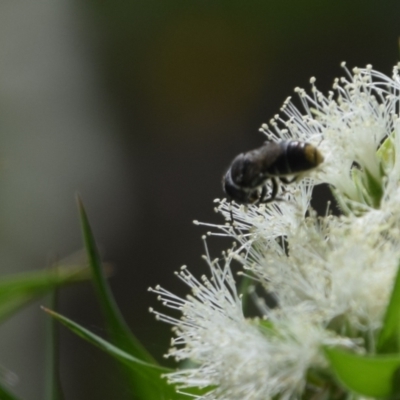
[150,238,350,400]
[257,63,400,212]
[152,64,400,399]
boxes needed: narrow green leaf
[43,307,182,399]
[351,167,365,204]
[44,292,65,400]
[0,384,22,400]
[363,168,383,208]
[0,264,90,324]
[377,134,395,168]
[325,346,400,397]
[258,319,274,330]
[76,199,215,399]
[377,261,400,353]
[76,196,156,364]
[76,197,183,399]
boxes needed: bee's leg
[260,178,279,203]
[229,200,234,224]
[280,176,298,184]
[257,185,267,204]
[226,200,245,238]
[224,200,239,236]
[279,176,300,197]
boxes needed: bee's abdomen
[268,141,322,176]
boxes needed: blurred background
[0,0,399,399]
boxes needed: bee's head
[228,152,266,188]
[222,169,259,205]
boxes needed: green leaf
[77,196,155,363]
[43,307,183,399]
[44,292,64,400]
[0,384,22,400]
[351,167,365,204]
[363,167,383,208]
[377,261,400,353]
[77,197,184,399]
[325,346,400,398]
[377,134,395,168]
[0,264,90,324]
[258,319,274,330]
[76,198,215,399]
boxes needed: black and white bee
[222,140,324,205]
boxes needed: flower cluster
[151,63,400,399]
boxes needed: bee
[222,140,324,205]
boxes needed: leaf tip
[75,193,84,210]
[41,306,54,316]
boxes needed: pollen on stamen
[284,96,292,104]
